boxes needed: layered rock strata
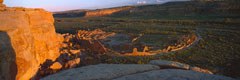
[0,1,62,80]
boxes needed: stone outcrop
[41,64,159,80]
[114,69,234,80]
[41,63,234,80]
[0,0,5,10]
[0,2,62,80]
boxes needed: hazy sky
[3,0,187,12]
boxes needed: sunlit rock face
[0,2,62,80]
[0,0,5,9]
[85,7,132,17]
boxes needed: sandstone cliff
[0,2,62,80]
[0,0,5,9]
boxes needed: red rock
[70,50,81,54]
[64,58,81,68]
[0,5,62,80]
[50,62,62,70]
[0,0,5,11]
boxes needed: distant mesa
[84,6,132,17]
[53,6,132,18]
[53,1,240,19]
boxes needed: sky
[3,0,188,12]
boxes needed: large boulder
[0,6,62,80]
[50,62,62,70]
[114,69,235,80]
[64,58,81,68]
[41,64,160,80]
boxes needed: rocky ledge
[0,1,62,80]
[41,60,235,80]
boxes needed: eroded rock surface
[114,69,235,80]
[41,63,235,80]
[0,3,62,80]
[41,64,160,80]
[0,0,5,10]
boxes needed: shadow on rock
[0,31,18,80]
